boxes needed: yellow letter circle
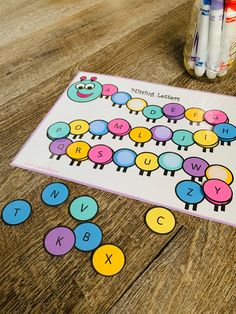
[193,130,219,148]
[135,152,159,171]
[126,98,148,112]
[145,207,176,234]
[92,244,125,276]
[185,108,205,123]
[129,127,152,144]
[69,120,89,135]
[66,141,91,160]
[205,164,233,185]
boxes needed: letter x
[105,253,112,264]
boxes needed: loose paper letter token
[145,207,176,234]
[44,226,75,256]
[1,199,32,225]
[92,244,125,276]
[74,222,102,252]
[69,196,99,221]
[41,182,69,206]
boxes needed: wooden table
[1,1,235,313]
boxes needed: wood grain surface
[0,1,235,313]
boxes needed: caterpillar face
[68,77,103,103]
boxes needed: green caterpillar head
[68,76,103,102]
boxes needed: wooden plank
[0,0,103,46]
[109,223,236,314]
[0,177,183,313]
[0,0,189,104]
[0,0,235,312]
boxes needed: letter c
[157,216,164,225]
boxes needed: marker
[189,9,201,69]
[206,0,224,79]
[189,31,199,69]
[194,0,211,76]
[218,0,236,77]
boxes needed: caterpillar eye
[85,83,95,90]
[75,83,85,90]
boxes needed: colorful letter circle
[203,179,233,204]
[113,149,137,168]
[205,165,233,185]
[142,105,163,120]
[44,226,75,256]
[47,122,70,140]
[1,199,32,225]
[185,107,205,123]
[145,207,176,234]
[49,138,72,155]
[41,182,69,206]
[213,123,236,142]
[204,110,228,126]
[74,223,102,252]
[111,92,131,105]
[176,180,204,204]
[88,145,113,164]
[69,196,99,221]
[92,244,125,276]
[89,120,109,136]
[69,120,89,136]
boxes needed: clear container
[184,0,236,82]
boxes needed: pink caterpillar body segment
[101,84,118,99]
[88,145,113,169]
[204,110,229,125]
[203,179,233,212]
[108,118,131,140]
